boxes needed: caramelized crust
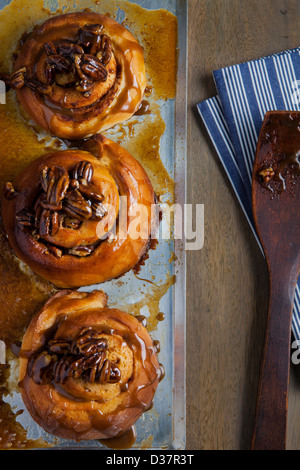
[1,135,156,288]
[18,290,161,441]
[12,12,147,139]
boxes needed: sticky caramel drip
[27,327,121,386]
[19,319,162,443]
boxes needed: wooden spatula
[251,110,300,450]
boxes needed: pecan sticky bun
[18,290,162,442]
[8,12,147,139]
[1,135,156,288]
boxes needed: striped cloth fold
[197,47,300,340]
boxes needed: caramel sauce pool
[0,0,177,449]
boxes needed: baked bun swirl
[18,290,162,441]
[11,12,147,139]
[1,135,156,288]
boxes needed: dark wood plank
[187,0,300,450]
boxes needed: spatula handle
[251,263,298,450]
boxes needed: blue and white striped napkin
[197,47,300,340]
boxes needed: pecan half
[39,209,60,237]
[48,339,71,355]
[40,167,49,193]
[62,216,82,230]
[57,41,84,58]
[10,67,26,89]
[44,64,55,85]
[25,79,52,96]
[79,182,104,203]
[80,54,107,81]
[72,354,119,384]
[69,178,80,190]
[71,328,108,355]
[52,355,77,384]
[44,42,57,56]
[76,23,103,49]
[3,181,16,200]
[72,160,94,184]
[63,189,92,220]
[82,24,103,36]
[98,358,121,384]
[48,245,63,258]
[39,200,63,212]
[90,34,102,56]
[96,34,112,66]
[91,201,108,220]
[74,54,86,80]
[41,166,70,205]
[47,54,74,74]
[68,245,94,257]
[75,78,94,94]
[16,209,35,229]
[34,204,43,231]
[27,351,55,385]
[50,211,60,236]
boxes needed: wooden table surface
[186,0,300,450]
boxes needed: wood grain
[187,0,300,450]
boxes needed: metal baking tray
[0,0,187,450]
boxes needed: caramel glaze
[99,425,137,450]
[256,112,300,195]
[0,0,178,450]
[0,363,45,449]
[18,290,163,443]
[1,137,156,288]
[12,11,147,140]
